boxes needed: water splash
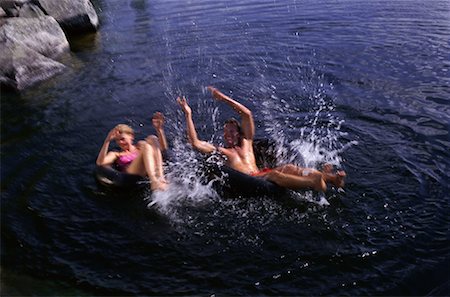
[150,12,356,224]
[144,136,221,220]
[252,58,355,170]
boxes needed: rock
[0,0,30,10]
[0,16,70,91]
[0,41,66,90]
[0,16,69,59]
[0,7,6,17]
[34,0,99,33]
[4,6,18,16]
[18,3,45,18]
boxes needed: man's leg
[265,169,326,192]
[276,163,346,189]
[266,164,326,192]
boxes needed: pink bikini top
[116,151,138,171]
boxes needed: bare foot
[158,177,168,184]
[333,171,346,188]
[322,163,333,174]
[151,180,168,191]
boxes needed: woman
[96,112,168,191]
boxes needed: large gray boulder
[0,16,69,90]
[18,3,45,18]
[0,0,30,10]
[1,16,69,58]
[34,0,99,33]
[0,41,66,90]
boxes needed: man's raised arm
[208,86,255,141]
[177,96,216,154]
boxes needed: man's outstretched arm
[177,96,216,154]
[208,86,255,140]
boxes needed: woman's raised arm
[96,128,119,166]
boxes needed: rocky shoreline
[0,0,99,91]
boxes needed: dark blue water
[2,0,449,295]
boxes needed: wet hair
[224,118,242,136]
[115,124,134,136]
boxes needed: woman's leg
[145,135,165,181]
[127,140,167,191]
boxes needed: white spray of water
[247,57,359,205]
[147,13,358,225]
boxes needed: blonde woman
[96,112,168,191]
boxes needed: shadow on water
[66,32,100,53]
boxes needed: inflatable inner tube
[94,165,148,190]
[206,138,285,197]
[209,165,286,197]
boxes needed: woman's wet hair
[224,118,242,136]
[115,124,134,136]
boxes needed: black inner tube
[94,164,147,190]
[207,164,286,197]
[205,138,286,197]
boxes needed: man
[177,86,345,192]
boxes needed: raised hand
[207,86,223,101]
[177,96,192,115]
[107,128,119,142]
[152,112,165,130]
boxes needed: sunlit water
[1,0,449,295]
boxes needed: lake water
[1,0,449,295]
